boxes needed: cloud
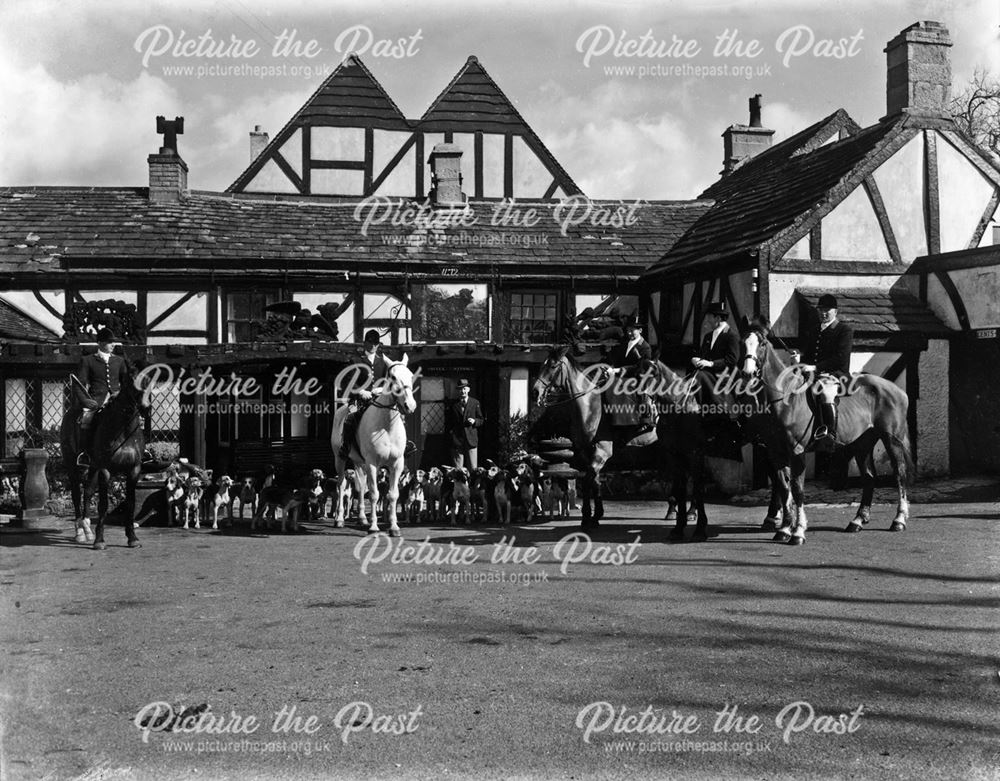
[0,55,181,186]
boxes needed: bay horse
[330,357,416,537]
[60,361,151,550]
[740,329,912,544]
[532,346,718,539]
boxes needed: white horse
[330,357,416,537]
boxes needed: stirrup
[404,441,417,457]
[76,452,91,467]
[812,425,830,441]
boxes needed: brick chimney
[250,124,269,161]
[721,95,774,175]
[884,21,952,118]
[428,143,465,207]
[148,115,187,202]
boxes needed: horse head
[532,345,572,407]
[385,354,417,414]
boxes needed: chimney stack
[884,21,953,118]
[428,143,466,207]
[148,115,187,202]
[721,95,774,175]
[250,124,270,161]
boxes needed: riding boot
[339,412,358,462]
[76,424,93,467]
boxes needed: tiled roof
[0,187,711,274]
[700,108,861,202]
[645,114,905,276]
[0,298,59,342]
[796,287,952,335]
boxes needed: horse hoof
[335,521,345,528]
[128,539,141,548]
[74,530,87,543]
[665,511,677,521]
[388,528,401,538]
[772,532,791,543]
[761,517,779,531]
[889,521,906,532]
[93,541,107,551]
[845,522,863,533]
[788,536,805,546]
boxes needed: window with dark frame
[508,292,558,344]
[226,291,276,343]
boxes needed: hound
[447,467,471,525]
[487,463,516,526]
[235,477,258,524]
[165,472,187,527]
[181,477,205,530]
[206,474,235,530]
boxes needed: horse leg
[668,462,687,542]
[691,453,710,542]
[773,457,799,544]
[847,447,876,533]
[883,432,910,532]
[365,465,380,534]
[385,463,403,538]
[762,461,783,530]
[125,469,140,548]
[334,474,347,528]
[92,469,110,550]
[786,455,808,546]
[590,445,610,525]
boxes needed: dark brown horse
[740,330,912,544]
[532,346,722,539]
[60,362,150,550]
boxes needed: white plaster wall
[312,127,364,160]
[918,338,949,476]
[0,291,64,335]
[871,133,926,262]
[147,292,207,331]
[481,133,505,198]
[243,158,299,194]
[977,203,999,248]
[783,233,809,260]
[373,130,416,197]
[768,273,900,338]
[937,132,995,253]
[312,168,364,195]
[821,186,891,261]
[513,136,552,198]
[279,129,302,176]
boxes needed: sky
[1,0,997,200]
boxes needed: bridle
[369,363,414,415]
[535,354,595,406]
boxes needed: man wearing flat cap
[73,327,128,464]
[446,378,483,469]
[794,293,853,450]
[338,329,390,461]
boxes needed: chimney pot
[883,21,953,119]
[428,142,466,207]
[749,94,762,128]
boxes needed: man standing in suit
[338,329,390,462]
[74,327,128,465]
[795,294,853,451]
[607,316,656,430]
[447,379,484,469]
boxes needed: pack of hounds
[160,457,577,532]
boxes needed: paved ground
[2,496,998,781]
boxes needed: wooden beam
[924,130,940,256]
[271,150,304,193]
[934,270,970,330]
[30,289,63,322]
[415,133,425,199]
[862,176,902,263]
[968,187,1000,250]
[542,178,559,200]
[809,225,821,260]
[474,132,484,199]
[370,133,417,193]
[301,124,311,194]
[147,290,197,331]
[363,127,374,194]
[503,133,514,199]
[309,160,366,170]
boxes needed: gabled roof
[644,113,907,277]
[0,187,710,274]
[0,297,59,342]
[418,56,581,194]
[228,55,409,192]
[796,287,951,336]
